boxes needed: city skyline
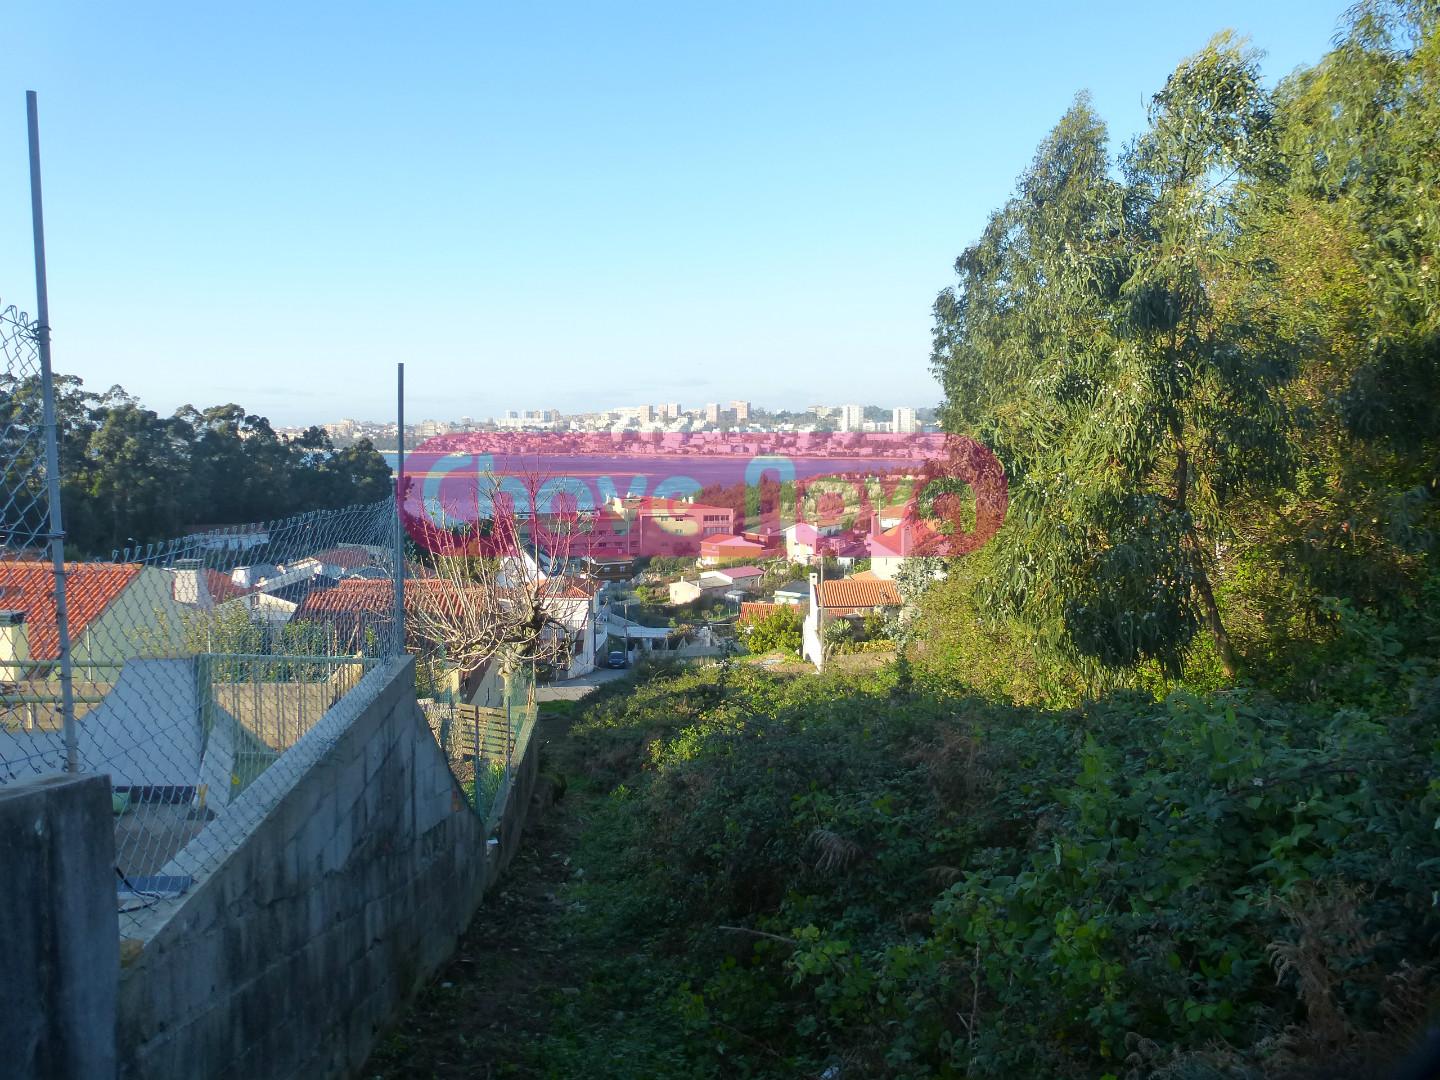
[294,397,937,444]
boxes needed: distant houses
[668,565,765,605]
[585,496,737,560]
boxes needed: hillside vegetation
[480,651,1433,1079]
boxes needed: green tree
[743,605,803,655]
[932,40,1297,679]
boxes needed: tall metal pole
[393,362,405,655]
[27,91,78,773]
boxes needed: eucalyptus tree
[933,38,1296,679]
[1251,0,1440,610]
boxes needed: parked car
[607,649,628,669]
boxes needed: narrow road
[535,666,629,701]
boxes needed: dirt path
[363,714,590,1080]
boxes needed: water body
[383,449,921,512]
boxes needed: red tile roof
[295,578,478,618]
[203,569,251,603]
[738,602,781,624]
[817,578,900,610]
[541,576,599,599]
[309,547,378,570]
[294,576,590,617]
[0,561,143,660]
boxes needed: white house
[542,578,601,678]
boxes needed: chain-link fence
[421,658,538,833]
[0,485,403,929]
[1,301,80,775]
[0,304,53,551]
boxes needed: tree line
[0,373,392,558]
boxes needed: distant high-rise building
[809,404,835,419]
[667,402,682,418]
[704,403,721,424]
[839,404,864,432]
[892,406,917,434]
[729,400,751,423]
[495,408,562,430]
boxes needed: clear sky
[1,2,1346,426]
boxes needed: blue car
[607,650,628,669]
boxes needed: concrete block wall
[116,656,539,1079]
[0,773,120,1080]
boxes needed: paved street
[535,666,631,701]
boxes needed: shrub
[538,663,1440,1078]
[743,605,803,655]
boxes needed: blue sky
[1,2,1345,426]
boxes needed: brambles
[515,660,1440,1077]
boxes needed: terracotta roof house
[875,503,913,530]
[203,569,251,603]
[167,563,254,609]
[864,511,928,579]
[0,561,193,678]
[294,575,601,678]
[816,577,901,616]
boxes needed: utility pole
[26,91,78,772]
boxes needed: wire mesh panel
[0,300,76,774]
[0,494,402,932]
[0,304,52,553]
[421,659,537,830]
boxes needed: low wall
[0,773,119,1080]
[116,656,539,1079]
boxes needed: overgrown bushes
[531,662,1440,1077]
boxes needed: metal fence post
[392,362,405,659]
[26,91,77,772]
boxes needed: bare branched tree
[404,467,593,676]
